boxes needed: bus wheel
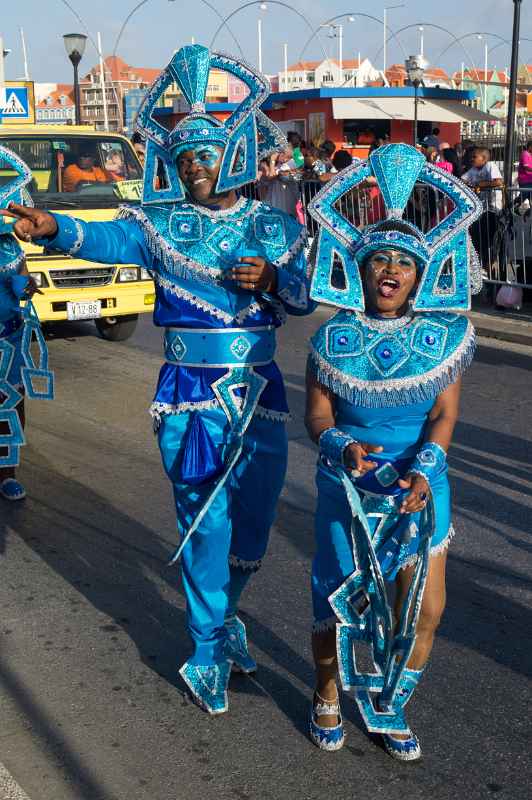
[95,314,138,341]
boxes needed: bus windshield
[0,135,143,209]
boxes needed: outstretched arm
[0,203,151,268]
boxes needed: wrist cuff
[319,427,357,466]
[409,442,447,486]
[34,214,84,255]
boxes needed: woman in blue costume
[1,45,314,715]
[303,144,482,760]
[0,145,54,501]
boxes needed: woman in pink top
[424,145,453,173]
[518,141,532,188]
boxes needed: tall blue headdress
[0,145,32,207]
[307,143,483,312]
[135,44,287,205]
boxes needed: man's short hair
[432,127,440,135]
[473,146,491,159]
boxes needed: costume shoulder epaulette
[309,310,475,408]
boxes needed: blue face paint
[178,145,222,170]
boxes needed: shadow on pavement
[0,655,114,800]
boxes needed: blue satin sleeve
[35,214,151,269]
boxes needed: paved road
[0,312,531,800]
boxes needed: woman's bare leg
[312,628,340,726]
[388,549,448,739]
[395,549,448,670]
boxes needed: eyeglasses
[368,253,417,272]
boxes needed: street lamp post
[405,54,427,145]
[258,2,267,73]
[63,33,87,125]
[320,24,344,85]
[383,4,406,74]
[503,0,522,191]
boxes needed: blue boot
[179,659,232,715]
[309,691,345,751]
[223,615,257,674]
[380,667,424,762]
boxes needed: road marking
[0,763,31,800]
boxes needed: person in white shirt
[461,147,504,267]
[259,146,301,216]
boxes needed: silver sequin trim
[309,319,475,399]
[69,219,84,255]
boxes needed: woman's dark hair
[332,150,353,171]
[526,140,532,150]
[442,147,460,175]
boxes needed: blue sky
[1,0,531,84]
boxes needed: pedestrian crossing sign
[0,82,35,123]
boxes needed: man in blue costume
[0,145,54,501]
[1,45,314,714]
[303,144,482,760]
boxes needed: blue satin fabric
[0,233,25,387]
[38,212,312,418]
[335,397,434,461]
[153,276,282,330]
[0,276,24,324]
[312,398,452,624]
[155,359,289,413]
[312,461,451,625]
[180,411,224,485]
[158,406,288,664]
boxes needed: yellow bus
[0,125,154,341]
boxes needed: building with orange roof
[36,83,75,125]
[277,57,381,91]
[385,64,452,89]
[79,55,161,131]
[452,67,509,115]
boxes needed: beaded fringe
[399,524,455,570]
[117,206,220,286]
[309,332,475,408]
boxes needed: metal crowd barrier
[242,179,532,289]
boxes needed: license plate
[67,300,102,321]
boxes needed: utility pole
[503,0,522,190]
[338,25,343,85]
[258,18,263,72]
[0,36,5,88]
[20,28,29,80]
[97,32,109,131]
